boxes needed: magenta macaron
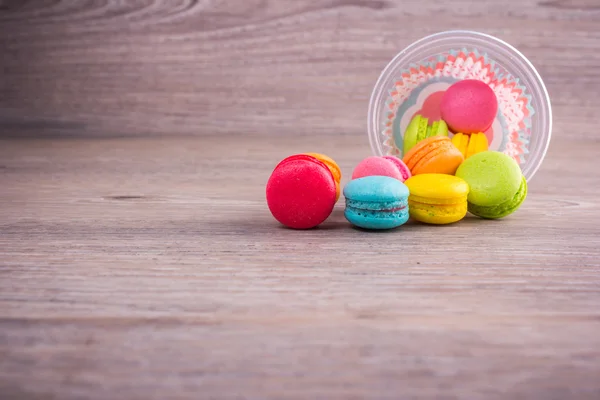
[351,156,411,182]
[440,79,498,134]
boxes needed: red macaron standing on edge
[440,79,498,134]
[266,154,337,229]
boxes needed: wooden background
[1,0,600,399]
[0,0,598,138]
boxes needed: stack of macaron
[266,153,341,229]
[344,157,411,230]
[266,79,528,230]
[403,79,497,163]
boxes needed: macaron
[402,136,464,176]
[352,156,411,182]
[403,115,449,154]
[455,151,526,219]
[440,80,498,134]
[343,176,410,230]
[383,156,412,182]
[405,174,470,225]
[304,153,342,201]
[468,176,528,219]
[266,154,337,229]
[451,132,489,159]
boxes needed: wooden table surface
[1,134,600,399]
[2,0,600,399]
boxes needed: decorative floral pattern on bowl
[381,49,535,165]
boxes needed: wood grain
[1,134,600,399]
[1,0,600,398]
[1,0,599,138]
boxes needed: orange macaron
[402,136,464,176]
[304,153,342,201]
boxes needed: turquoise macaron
[343,176,410,230]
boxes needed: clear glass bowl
[368,30,552,181]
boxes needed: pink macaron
[440,79,498,134]
[352,156,411,182]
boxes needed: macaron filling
[345,199,408,218]
[409,194,468,205]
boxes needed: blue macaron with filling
[343,176,410,230]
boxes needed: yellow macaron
[405,174,470,224]
[451,132,488,159]
[304,153,341,201]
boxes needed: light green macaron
[467,176,527,219]
[455,151,526,219]
[427,120,449,140]
[403,115,449,155]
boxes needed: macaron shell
[344,176,410,203]
[403,115,428,154]
[405,174,469,201]
[466,134,478,158]
[440,79,498,134]
[417,117,429,143]
[466,133,488,158]
[429,120,449,138]
[451,133,469,157]
[412,143,464,175]
[403,136,441,169]
[417,117,429,142]
[345,207,409,230]
[417,116,429,142]
[451,132,489,159]
[468,176,527,219]
[352,157,404,181]
[475,133,489,154]
[456,151,522,207]
[266,155,336,229]
[403,137,464,175]
[383,156,412,182]
[409,201,467,225]
[304,152,341,201]
[304,153,341,182]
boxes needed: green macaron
[467,176,527,219]
[404,116,449,155]
[404,115,428,155]
[455,151,526,218]
[427,120,449,139]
